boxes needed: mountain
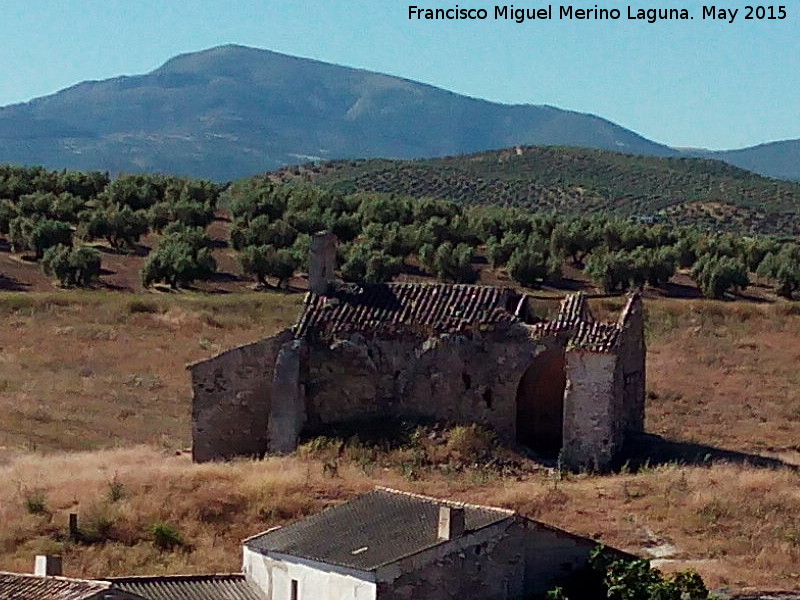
[705,140,800,182]
[0,44,677,181]
[269,146,800,236]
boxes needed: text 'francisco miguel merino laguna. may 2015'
[408,4,787,23]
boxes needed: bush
[23,489,48,515]
[151,522,184,551]
[549,547,711,600]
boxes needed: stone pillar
[309,231,337,295]
[267,340,306,454]
[617,293,646,433]
[562,350,619,471]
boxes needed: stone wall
[303,325,557,444]
[375,521,525,600]
[617,295,646,434]
[562,350,621,471]
[190,330,291,462]
[267,340,307,454]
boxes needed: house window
[291,579,299,600]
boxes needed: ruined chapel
[190,233,646,471]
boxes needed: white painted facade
[243,546,377,600]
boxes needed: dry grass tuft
[2,447,800,589]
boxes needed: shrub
[23,489,48,515]
[151,522,184,551]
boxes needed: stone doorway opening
[515,350,566,457]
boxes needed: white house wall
[243,546,377,600]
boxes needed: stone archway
[515,350,566,457]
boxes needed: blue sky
[0,0,797,150]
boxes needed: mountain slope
[706,139,800,182]
[271,146,800,235]
[0,45,676,180]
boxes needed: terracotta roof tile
[294,283,520,338]
[293,283,632,353]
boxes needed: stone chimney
[437,505,466,540]
[34,555,62,577]
[308,231,337,296]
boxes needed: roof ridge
[0,572,111,588]
[107,573,245,581]
[372,486,516,516]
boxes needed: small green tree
[692,255,749,299]
[79,204,149,251]
[240,245,298,288]
[141,232,216,289]
[341,242,402,283]
[756,245,800,299]
[428,242,477,283]
[41,244,101,287]
[507,238,560,288]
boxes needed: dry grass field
[1,292,800,591]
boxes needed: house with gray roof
[241,487,608,600]
[190,232,646,471]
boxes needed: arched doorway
[515,350,566,457]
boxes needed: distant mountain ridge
[0,44,796,181]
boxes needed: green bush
[151,522,184,551]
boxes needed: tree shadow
[660,281,703,299]
[548,277,594,292]
[0,273,28,291]
[622,433,797,472]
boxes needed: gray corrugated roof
[244,488,513,572]
[0,572,113,600]
[108,575,261,600]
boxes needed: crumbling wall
[267,339,307,454]
[190,330,291,462]
[616,294,646,433]
[562,350,622,471]
[303,325,552,443]
[375,522,525,600]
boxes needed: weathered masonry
[189,233,646,471]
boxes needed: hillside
[707,139,800,182]
[1,294,799,589]
[0,44,678,181]
[272,146,800,235]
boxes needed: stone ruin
[189,233,646,471]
